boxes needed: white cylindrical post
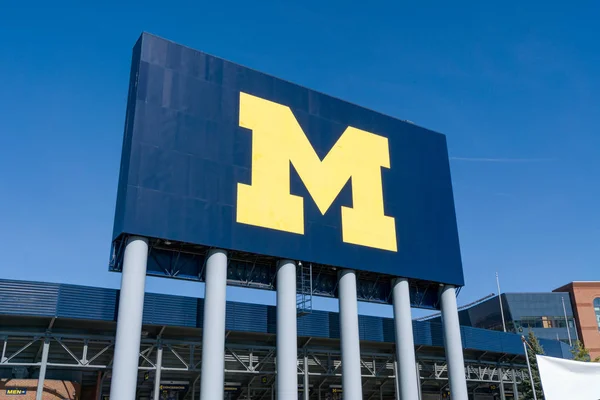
[499,367,506,400]
[303,352,309,400]
[35,339,50,400]
[392,278,419,400]
[338,269,362,400]
[440,285,468,400]
[416,362,423,400]
[277,260,298,400]
[153,345,163,400]
[200,249,228,400]
[393,359,400,396]
[109,236,149,400]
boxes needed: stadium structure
[0,279,571,400]
[0,32,573,400]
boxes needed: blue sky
[1,1,598,318]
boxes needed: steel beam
[35,339,50,400]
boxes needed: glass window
[594,298,600,331]
[542,316,553,328]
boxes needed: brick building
[554,281,600,359]
[0,379,79,400]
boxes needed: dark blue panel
[382,319,395,343]
[197,299,204,328]
[505,293,574,319]
[499,332,523,354]
[267,306,277,334]
[329,312,340,339]
[560,341,573,359]
[142,293,197,327]
[113,39,142,239]
[57,285,117,321]
[359,316,384,342]
[413,321,445,347]
[0,280,59,317]
[429,321,446,347]
[113,33,464,286]
[225,302,268,333]
[540,340,562,358]
[298,311,330,338]
[462,327,503,353]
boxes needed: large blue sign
[113,33,464,286]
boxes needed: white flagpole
[522,336,538,400]
[496,272,507,332]
[561,297,573,346]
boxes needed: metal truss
[110,235,442,309]
[417,359,525,383]
[1,329,528,399]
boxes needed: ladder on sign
[296,262,313,316]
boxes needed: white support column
[416,362,423,400]
[393,360,400,396]
[109,236,149,400]
[513,377,519,400]
[440,285,468,400]
[303,352,310,400]
[277,260,298,400]
[392,278,419,400]
[35,339,50,400]
[338,269,362,400]
[499,367,506,400]
[200,249,228,400]
[153,345,163,400]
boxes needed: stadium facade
[0,279,572,400]
[3,31,578,400]
[429,292,578,344]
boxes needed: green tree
[522,331,545,400]
[571,340,591,361]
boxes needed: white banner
[537,355,600,400]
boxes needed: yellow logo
[236,92,397,252]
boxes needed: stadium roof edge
[0,278,572,359]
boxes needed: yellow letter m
[236,92,397,252]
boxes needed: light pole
[561,297,573,346]
[496,272,507,332]
[522,336,538,400]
